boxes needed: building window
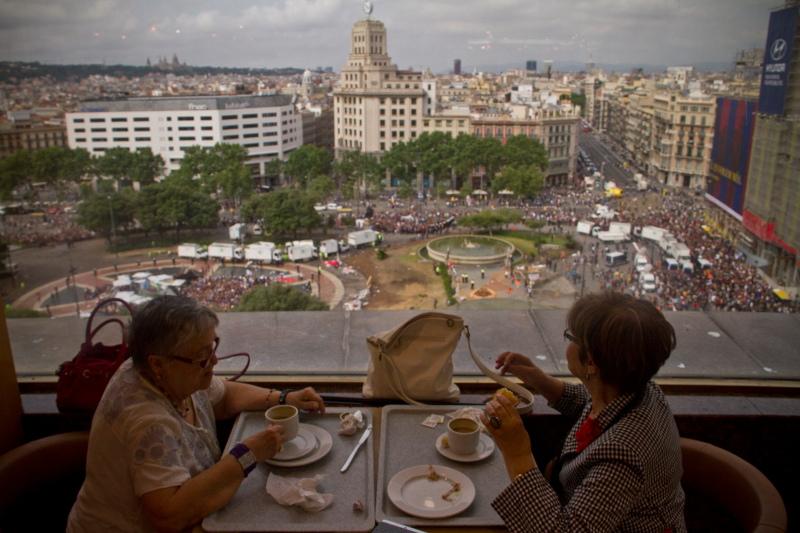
[91,137,107,142]
[113,137,129,142]
[222,114,237,120]
[243,123,258,129]
[222,125,237,130]
[201,126,212,131]
[179,136,195,141]
[111,117,126,123]
[222,134,238,140]
[134,137,151,142]
[201,116,213,121]
[133,117,149,122]
[243,133,258,138]
[242,113,257,119]
[73,118,85,123]
[74,128,85,133]
[75,138,86,142]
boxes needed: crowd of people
[371,208,457,235]
[178,270,309,311]
[1,211,93,246]
[598,193,799,313]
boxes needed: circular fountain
[426,235,515,265]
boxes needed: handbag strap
[85,298,135,342]
[87,318,125,343]
[379,348,424,406]
[463,325,535,406]
[217,352,250,382]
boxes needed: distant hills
[0,61,306,82]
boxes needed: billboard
[707,98,757,217]
[759,6,799,116]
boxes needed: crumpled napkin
[338,410,365,435]
[266,473,334,512]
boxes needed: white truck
[177,243,208,260]
[640,225,668,243]
[658,233,677,253]
[576,220,597,236]
[347,229,380,248]
[286,241,317,262]
[319,239,349,257]
[667,242,692,263]
[593,204,615,220]
[597,231,629,243]
[608,222,632,236]
[208,242,243,261]
[244,242,283,263]
[228,223,247,241]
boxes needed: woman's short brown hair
[567,291,676,394]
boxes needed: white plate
[387,464,475,519]
[265,424,333,468]
[272,426,317,461]
[435,432,495,463]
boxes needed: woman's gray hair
[128,295,219,369]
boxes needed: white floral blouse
[67,359,226,533]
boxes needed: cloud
[0,0,773,70]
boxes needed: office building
[65,95,301,177]
[333,15,426,156]
[453,59,461,76]
[526,60,537,74]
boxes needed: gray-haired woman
[67,296,325,532]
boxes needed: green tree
[501,135,549,171]
[491,164,545,199]
[308,175,335,201]
[241,189,320,238]
[94,147,135,187]
[128,148,165,186]
[77,190,136,242]
[236,284,328,311]
[174,144,252,206]
[157,179,220,240]
[283,145,332,189]
[334,150,383,199]
[0,150,32,200]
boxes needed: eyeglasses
[169,337,219,370]
[563,329,579,344]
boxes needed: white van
[605,251,627,267]
[664,258,679,271]
[640,273,657,292]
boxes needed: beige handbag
[364,312,463,404]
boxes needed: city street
[579,131,637,188]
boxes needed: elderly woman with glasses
[481,291,686,532]
[68,296,325,533]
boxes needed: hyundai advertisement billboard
[759,6,799,116]
[707,98,758,217]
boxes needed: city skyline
[0,0,771,73]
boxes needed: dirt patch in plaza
[346,240,446,310]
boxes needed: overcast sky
[0,0,773,72]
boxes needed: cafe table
[203,406,510,532]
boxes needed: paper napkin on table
[266,473,334,512]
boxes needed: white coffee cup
[265,405,299,441]
[447,417,480,455]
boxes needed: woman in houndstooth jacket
[481,291,686,532]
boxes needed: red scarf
[575,415,603,453]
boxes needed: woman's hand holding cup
[244,424,284,462]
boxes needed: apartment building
[0,122,66,158]
[65,95,301,177]
[472,104,579,186]
[650,92,715,189]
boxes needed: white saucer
[272,426,316,461]
[265,424,333,468]
[435,432,495,463]
[387,464,475,518]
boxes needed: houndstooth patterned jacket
[492,382,686,532]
